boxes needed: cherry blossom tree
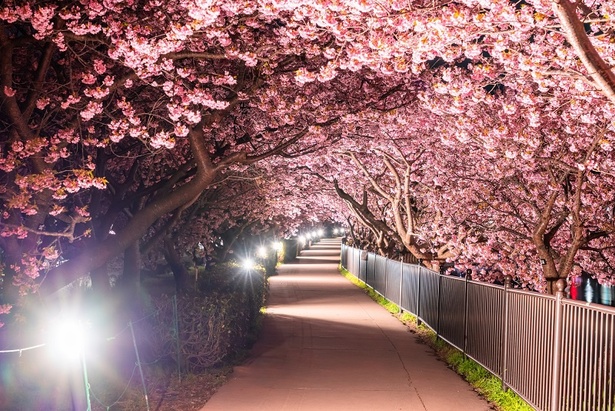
[430,95,615,292]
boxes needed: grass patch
[340,267,399,315]
[339,266,533,411]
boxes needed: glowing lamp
[242,258,255,270]
[257,246,267,258]
[48,317,91,360]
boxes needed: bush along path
[126,263,266,411]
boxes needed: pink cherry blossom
[3,86,15,97]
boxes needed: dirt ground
[89,368,232,411]
[147,370,230,411]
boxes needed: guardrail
[341,245,615,411]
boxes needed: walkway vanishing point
[200,238,493,411]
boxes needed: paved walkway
[200,238,492,411]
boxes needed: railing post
[81,346,92,411]
[436,272,442,340]
[129,321,151,411]
[360,249,368,281]
[399,258,404,310]
[384,256,388,298]
[417,262,422,326]
[502,274,512,391]
[550,279,566,411]
[463,269,471,355]
[357,247,361,280]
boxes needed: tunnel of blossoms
[2,0,615,325]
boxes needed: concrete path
[200,238,493,411]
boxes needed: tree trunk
[37,127,218,297]
[90,265,111,294]
[164,238,189,293]
[122,241,141,293]
[36,104,295,298]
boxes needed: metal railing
[341,245,615,411]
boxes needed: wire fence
[0,295,181,411]
[1,262,267,411]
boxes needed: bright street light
[242,258,255,270]
[48,317,91,361]
[257,246,267,259]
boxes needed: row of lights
[298,229,324,245]
[298,227,345,245]
[243,228,346,270]
[257,241,283,259]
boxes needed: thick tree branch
[553,0,615,103]
[38,124,218,297]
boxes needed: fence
[0,296,182,411]
[341,245,615,411]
